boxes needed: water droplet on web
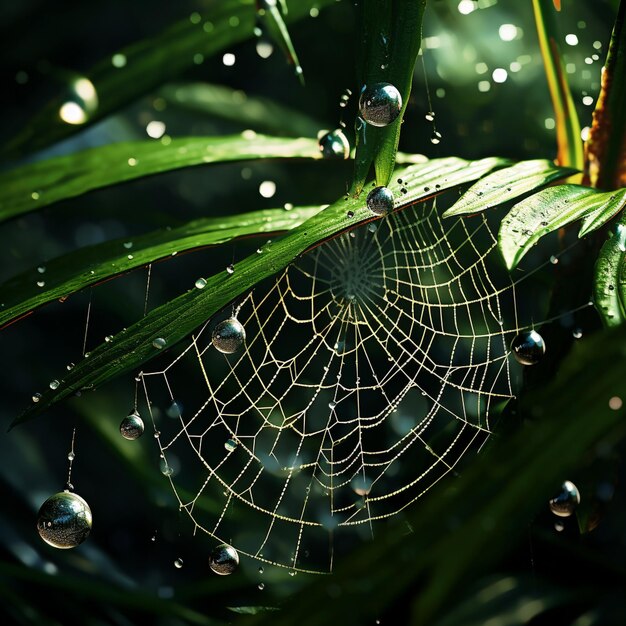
[351,475,373,496]
[510,330,545,365]
[37,266,46,274]
[358,82,402,127]
[318,129,350,160]
[430,131,442,145]
[174,558,184,569]
[550,255,559,265]
[160,459,174,477]
[367,186,394,215]
[258,582,265,590]
[49,380,60,390]
[195,278,207,289]
[67,451,75,461]
[212,318,246,354]
[154,430,161,439]
[572,328,583,339]
[166,401,183,418]
[368,223,378,233]
[153,337,167,349]
[36,281,45,288]
[209,543,239,575]
[120,411,145,440]
[288,570,297,577]
[549,480,580,517]
[226,264,235,275]
[224,438,238,452]
[425,111,435,122]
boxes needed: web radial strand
[141,200,534,574]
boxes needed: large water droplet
[510,330,545,365]
[152,337,167,350]
[37,491,92,549]
[195,277,207,289]
[549,480,580,517]
[366,186,394,215]
[358,83,402,127]
[120,411,145,440]
[209,543,239,575]
[318,129,350,160]
[212,318,246,354]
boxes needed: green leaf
[579,187,626,236]
[3,0,337,159]
[0,135,321,224]
[246,323,626,626]
[0,206,321,329]
[593,213,626,326]
[499,185,626,270]
[227,606,279,615]
[12,155,506,426]
[161,82,323,136]
[256,0,305,85]
[443,159,577,218]
[351,0,427,194]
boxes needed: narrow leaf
[498,184,626,270]
[0,206,321,329]
[0,135,321,224]
[593,214,626,326]
[12,156,506,426]
[443,159,576,218]
[579,187,626,235]
[3,0,337,159]
[161,82,323,136]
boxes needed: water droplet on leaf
[358,82,402,127]
[153,337,167,349]
[367,186,394,215]
[318,129,350,160]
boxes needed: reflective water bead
[32,393,42,403]
[366,186,394,216]
[49,379,60,390]
[510,330,545,365]
[152,337,167,349]
[224,438,238,452]
[359,83,402,127]
[226,264,235,275]
[166,401,183,418]
[174,558,184,569]
[37,491,92,549]
[212,318,246,354]
[67,451,75,461]
[258,582,265,590]
[430,131,442,145]
[195,278,207,289]
[120,411,145,440]
[318,129,350,160]
[209,543,239,575]
[425,111,435,122]
[549,480,580,517]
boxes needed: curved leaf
[0,135,321,224]
[443,159,577,218]
[0,206,321,329]
[499,184,626,270]
[12,155,506,426]
[3,0,337,159]
[161,82,323,136]
[579,187,626,236]
[593,214,626,326]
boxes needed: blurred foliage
[1,1,625,625]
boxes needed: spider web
[139,199,558,574]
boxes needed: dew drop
[346,210,355,218]
[572,328,583,339]
[318,129,350,160]
[366,186,394,216]
[37,266,46,274]
[152,337,167,349]
[510,330,545,365]
[425,111,435,122]
[549,480,580,517]
[49,379,60,390]
[614,223,626,252]
[328,401,337,409]
[120,411,145,440]
[174,558,184,569]
[368,223,378,233]
[358,82,402,127]
[226,264,235,275]
[67,451,75,461]
[212,318,246,354]
[32,393,42,403]
[209,543,239,575]
[195,277,207,289]
[258,582,265,590]
[37,491,92,549]
[166,401,183,418]
[430,131,442,145]
[351,475,373,496]
[224,438,238,452]
[36,281,45,288]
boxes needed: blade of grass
[11,155,506,426]
[532,0,583,170]
[0,135,321,224]
[3,0,338,160]
[0,206,321,329]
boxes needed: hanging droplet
[209,543,239,575]
[318,129,350,160]
[258,582,265,590]
[212,318,246,354]
[425,111,435,122]
[120,411,145,440]
[258,566,264,574]
[195,277,207,289]
[549,480,580,517]
[430,131,442,145]
[160,459,174,477]
[510,330,545,365]
[37,491,92,549]
[359,83,402,127]
[368,223,378,233]
[351,475,372,496]
[572,328,583,339]
[366,186,394,216]
[174,558,184,569]
[67,451,75,461]
[152,337,167,350]
[166,401,183,418]
[224,438,238,452]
